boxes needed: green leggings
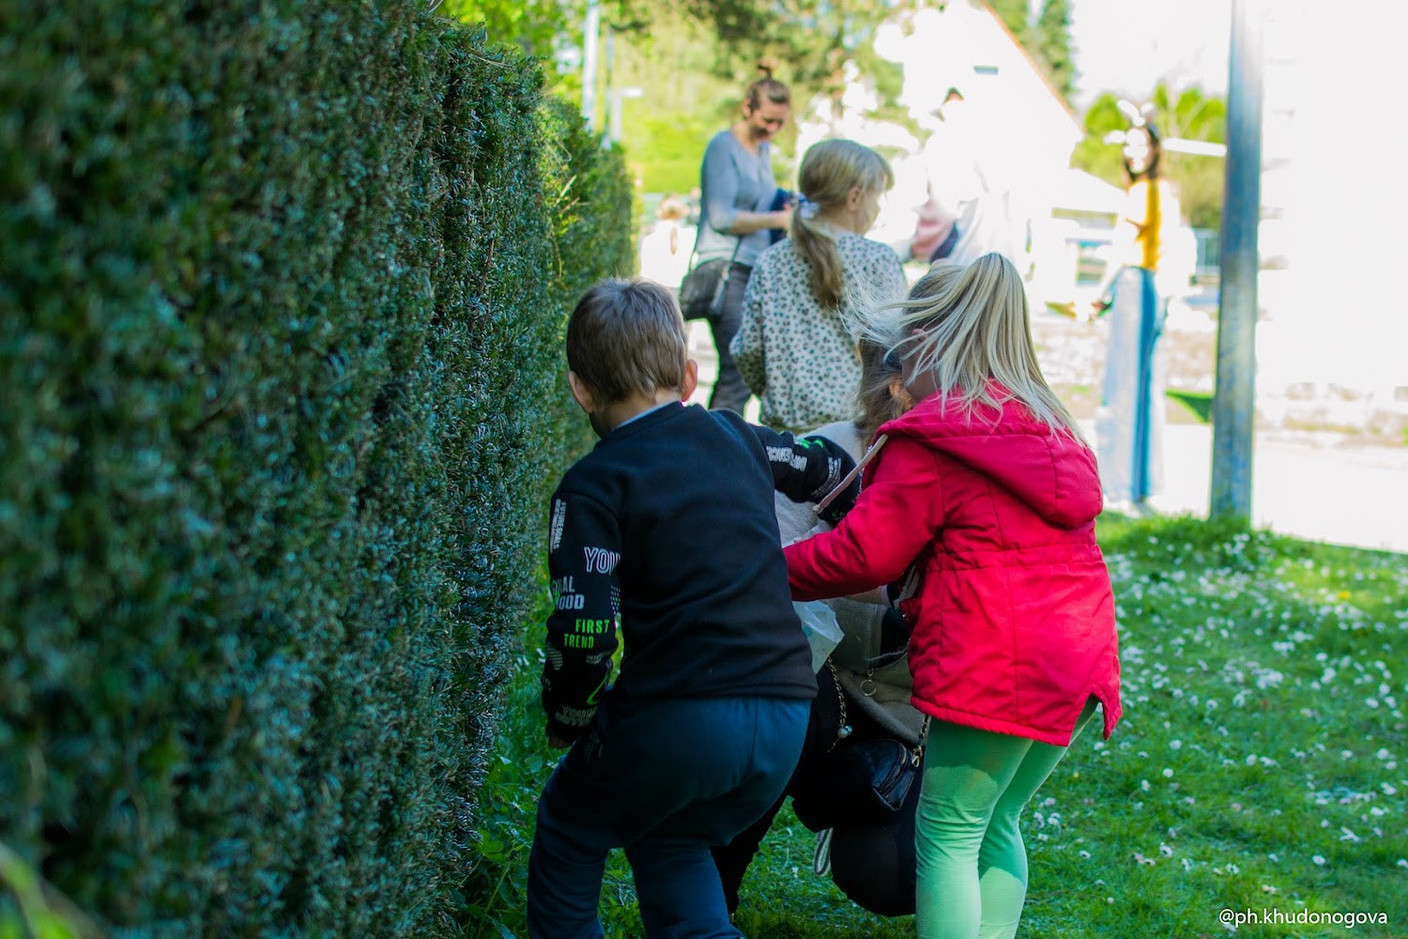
[915,700,1098,939]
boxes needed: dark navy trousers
[527,695,808,938]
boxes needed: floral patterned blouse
[731,232,906,433]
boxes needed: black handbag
[678,258,729,321]
[677,240,738,323]
[817,777,921,917]
[789,662,927,833]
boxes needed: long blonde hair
[791,139,893,310]
[876,253,1082,439]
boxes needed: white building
[860,0,1119,300]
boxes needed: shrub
[0,1,630,933]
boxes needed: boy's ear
[680,360,699,401]
[567,371,596,414]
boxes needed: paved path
[1141,423,1408,553]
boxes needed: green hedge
[0,1,631,934]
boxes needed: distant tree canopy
[447,0,911,194]
[1073,84,1228,229]
[446,0,904,87]
[1034,0,1073,101]
[987,0,1029,39]
[987,0,1073,101]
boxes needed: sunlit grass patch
[462,517,1407,937]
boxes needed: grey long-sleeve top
[696,129,777,268]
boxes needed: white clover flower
[1312,854,1326,866]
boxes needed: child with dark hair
[527,278,858,938]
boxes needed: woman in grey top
[697,69,794,412]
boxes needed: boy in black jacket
[527,279,857,938]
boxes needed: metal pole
[608,92,622,144]
[581,0,600,131]
[603,27,616,143]
[1210,0,1264,520]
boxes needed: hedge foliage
[0,1,632,933]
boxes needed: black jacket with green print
[541,402,858,742]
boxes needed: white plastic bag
[794,600,844,674]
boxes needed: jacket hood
[876,392,1103,528]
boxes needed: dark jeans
[710,666,853,914]
[711,656,913,915]
[708,262,753,414]
[527,695,808,938]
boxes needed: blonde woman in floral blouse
[731,138,907,433]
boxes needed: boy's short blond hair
[566,279,689,404]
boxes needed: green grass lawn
[1167,389,1215,424]
[463,515,1408,938]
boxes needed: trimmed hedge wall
[0,1,631,934]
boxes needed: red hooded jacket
[785,391,1121,746]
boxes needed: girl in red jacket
[785,253,1121,938]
